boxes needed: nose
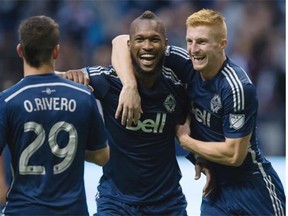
[143,39,153,50]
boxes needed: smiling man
[63,10,191,215]
[111,8,286,216]
[176,9,286,215]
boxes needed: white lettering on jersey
[192,106,211,127]
[24,97,76,112]
[126,113,166,133]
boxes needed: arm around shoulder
[111,34,142,126]
[111,34,136,87]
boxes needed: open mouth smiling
[140,54,156,66]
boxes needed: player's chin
[139,66,157,74]
[192,62,205,72]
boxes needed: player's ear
[127,39,132,53]
[52,44,60,59]
[220,39,227,49]
[16,44,23,58]
[164,38,168,49]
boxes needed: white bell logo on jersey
[164,94,176,113]
[126,113,166,133]
[229,114,245,130]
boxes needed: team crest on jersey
[229,114,245,130]
[164,94,176,113]
[210,94,222,113]
[42,88,56,95]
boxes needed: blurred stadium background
[0,0,285,214]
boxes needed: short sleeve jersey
[165,50,271,183]
[0,74,107,215]
[85,46,190,203]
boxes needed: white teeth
[193,56,204,60]
[141,54,154,58]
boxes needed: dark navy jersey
[163,45,195,85]
[164,48,272,183]
[85,46,189,203]
[0,73,107,215]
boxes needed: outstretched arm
[111,35,142,126]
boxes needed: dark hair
[18,15,59,68]
[129,10,167,37]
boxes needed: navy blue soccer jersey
[84,46,190,203]
[187,58,271,181]
[165,48,271,182]
[0,73,107,215]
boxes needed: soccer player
[111,9,286,216]
[64,11,191,215]
[0,15,109,215]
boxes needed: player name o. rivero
[23,97,76,112]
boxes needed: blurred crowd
[0,0,285,156]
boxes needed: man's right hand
[115,84,142,126]
[63,69,90,86]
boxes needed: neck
[134,69,161,88]
[23,63,54,77]
[136,75,158,88]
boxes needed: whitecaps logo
[164,94,176,113]
[210,94,222,113]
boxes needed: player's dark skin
[62,31,213,199]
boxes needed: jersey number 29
[19,121,77,175]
